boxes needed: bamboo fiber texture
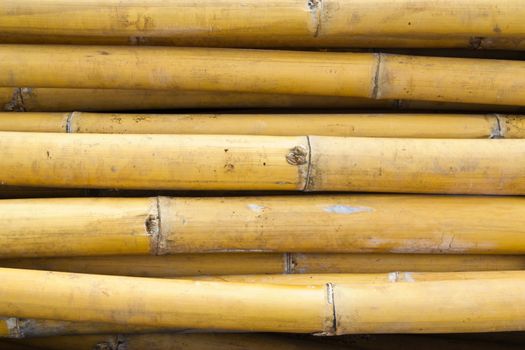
[1,46,525,105]
[2,195,525,257]
[2,268,525,334]
[1,112,524,138]
[0,0,524,50]
[0,133,524,194]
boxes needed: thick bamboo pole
[2,268,525,334]
[2,87,525,113]
[0,133,524,194]
[3,272,525,337]
[0,0,524,50]
[2,112,524,138]
[0,268,333,334]
[1,46,525,106]
[1,195,525,257]
[4,253,525,277]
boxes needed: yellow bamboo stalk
[0,253,287,276]
[1,195,525,257]
[2,272,524,338]
[0,268,333,334]
[2,268,525,334]
[4,253,525,277]
[1,133,524,193]
[3,87,525,113]
[1,112,524,139]
[1,46,525,105]
[0,0,524,50]
[0,87,397,112]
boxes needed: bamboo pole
[0,87,397,112]
[1,132,524,194]
[1,195,525,257]
[1,112,524,138]
[2,268,525,334]
[2,87,525,113]
[3,271,525,338]
[3,253,525,277]
[16,334,348,350]
[0,268,333,334]
[1,46,525,106]
[0,0,524,50]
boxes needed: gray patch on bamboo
[65,111,80,133]
[2,317,21,338]
[3,87,25,111]
[371,53,384,99]
[284,253,294,274]
[490,114,505,138]
[307,0,323,37]
[324,205,374,214]
[247,203,265,213]
[93,335,126,350]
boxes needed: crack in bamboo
[307,0,323,38]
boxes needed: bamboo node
[286,145,308,166]
[3,88,25,112]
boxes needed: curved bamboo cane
[2,272,524,338]
[2,87,524,113]
[0,0,524,50]
[1,112,524,138]
[4,253,525,277]
[1,46,525,106]
[1,195,525,257]
[2,268,525,334]
[0,133,524,193]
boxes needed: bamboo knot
[286,145,309,166]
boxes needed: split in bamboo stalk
[1,132,524,194]
[4,253,525,277]
[3,267,525,334]
[1,112,524,138]
[2,195,525,257]
[2,46,525,106]
[2,87,525,113]
[0,0,524,50]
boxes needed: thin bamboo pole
[2,268,525,334]
[1,112,524,138]
[0,133,524,194]
[16,333,348,350]
[1,195,525,257]
[2,87,524,113]
[0,87,397,112]
[1,46,525,106]
[3,253,525,277]
[0,0,524,50]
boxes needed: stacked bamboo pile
[2,1,525,349]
